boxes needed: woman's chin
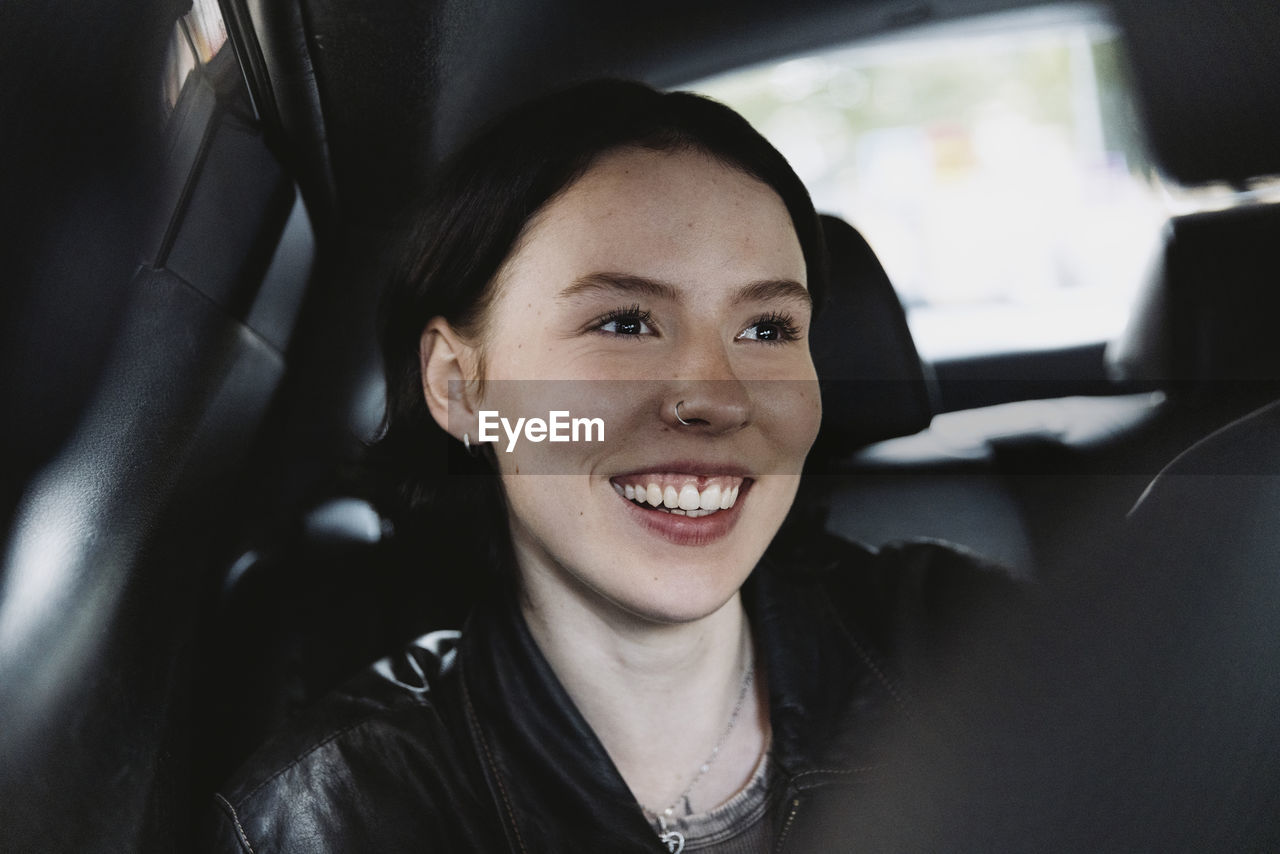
[582,497,781,626]
[598,568,750,627]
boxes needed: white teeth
[616,477,745,517]
[678,484,700,511]
[699,484,721,511]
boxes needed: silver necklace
[641,646,755,854]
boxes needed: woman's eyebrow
[558,272,680,302]
[735,278,812,310]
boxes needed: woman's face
[450,146,820,625]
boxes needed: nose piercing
[674,401,693,426]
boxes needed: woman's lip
[611,479,751,547]
[610,460,754,479]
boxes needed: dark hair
[372,79,826,593]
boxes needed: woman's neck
[519,574,768,818]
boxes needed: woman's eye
[592,305,655,337]
[738,314,801,343]
[599,315,652,336]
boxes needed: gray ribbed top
[646,747,779,853]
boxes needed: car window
[687,5,1252,361]
[161,0,228,115]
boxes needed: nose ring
[674,400,694,426]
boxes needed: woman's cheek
[753,377,821,471]
[798,381,823,453]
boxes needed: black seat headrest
[1108,202,1280,390]
[809,214,934,457]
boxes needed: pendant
[658,828,685,853]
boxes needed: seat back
[0,48,314,853]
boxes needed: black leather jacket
[204,537,1011,853]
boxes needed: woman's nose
[662,385,751,434]
[662,341,752,434]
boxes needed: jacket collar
[746,556,908,781]
[456,556,906,852]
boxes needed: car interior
[3,0,1278,850]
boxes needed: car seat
[809,214,1169,578]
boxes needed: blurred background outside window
[690,5,1280,360]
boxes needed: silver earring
[674,400,693,426]
[463,432,472,453]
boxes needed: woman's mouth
[609,475,742,517]
[607,472,750,546]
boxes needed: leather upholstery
[0,44,314,854]
[792,404,1280,849]
[1043,399,1280,848]
[1110,202,1280,390]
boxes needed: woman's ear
[419,318,480,440]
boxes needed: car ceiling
[237,0,1065,235]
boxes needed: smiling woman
[203,80,1015,853]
